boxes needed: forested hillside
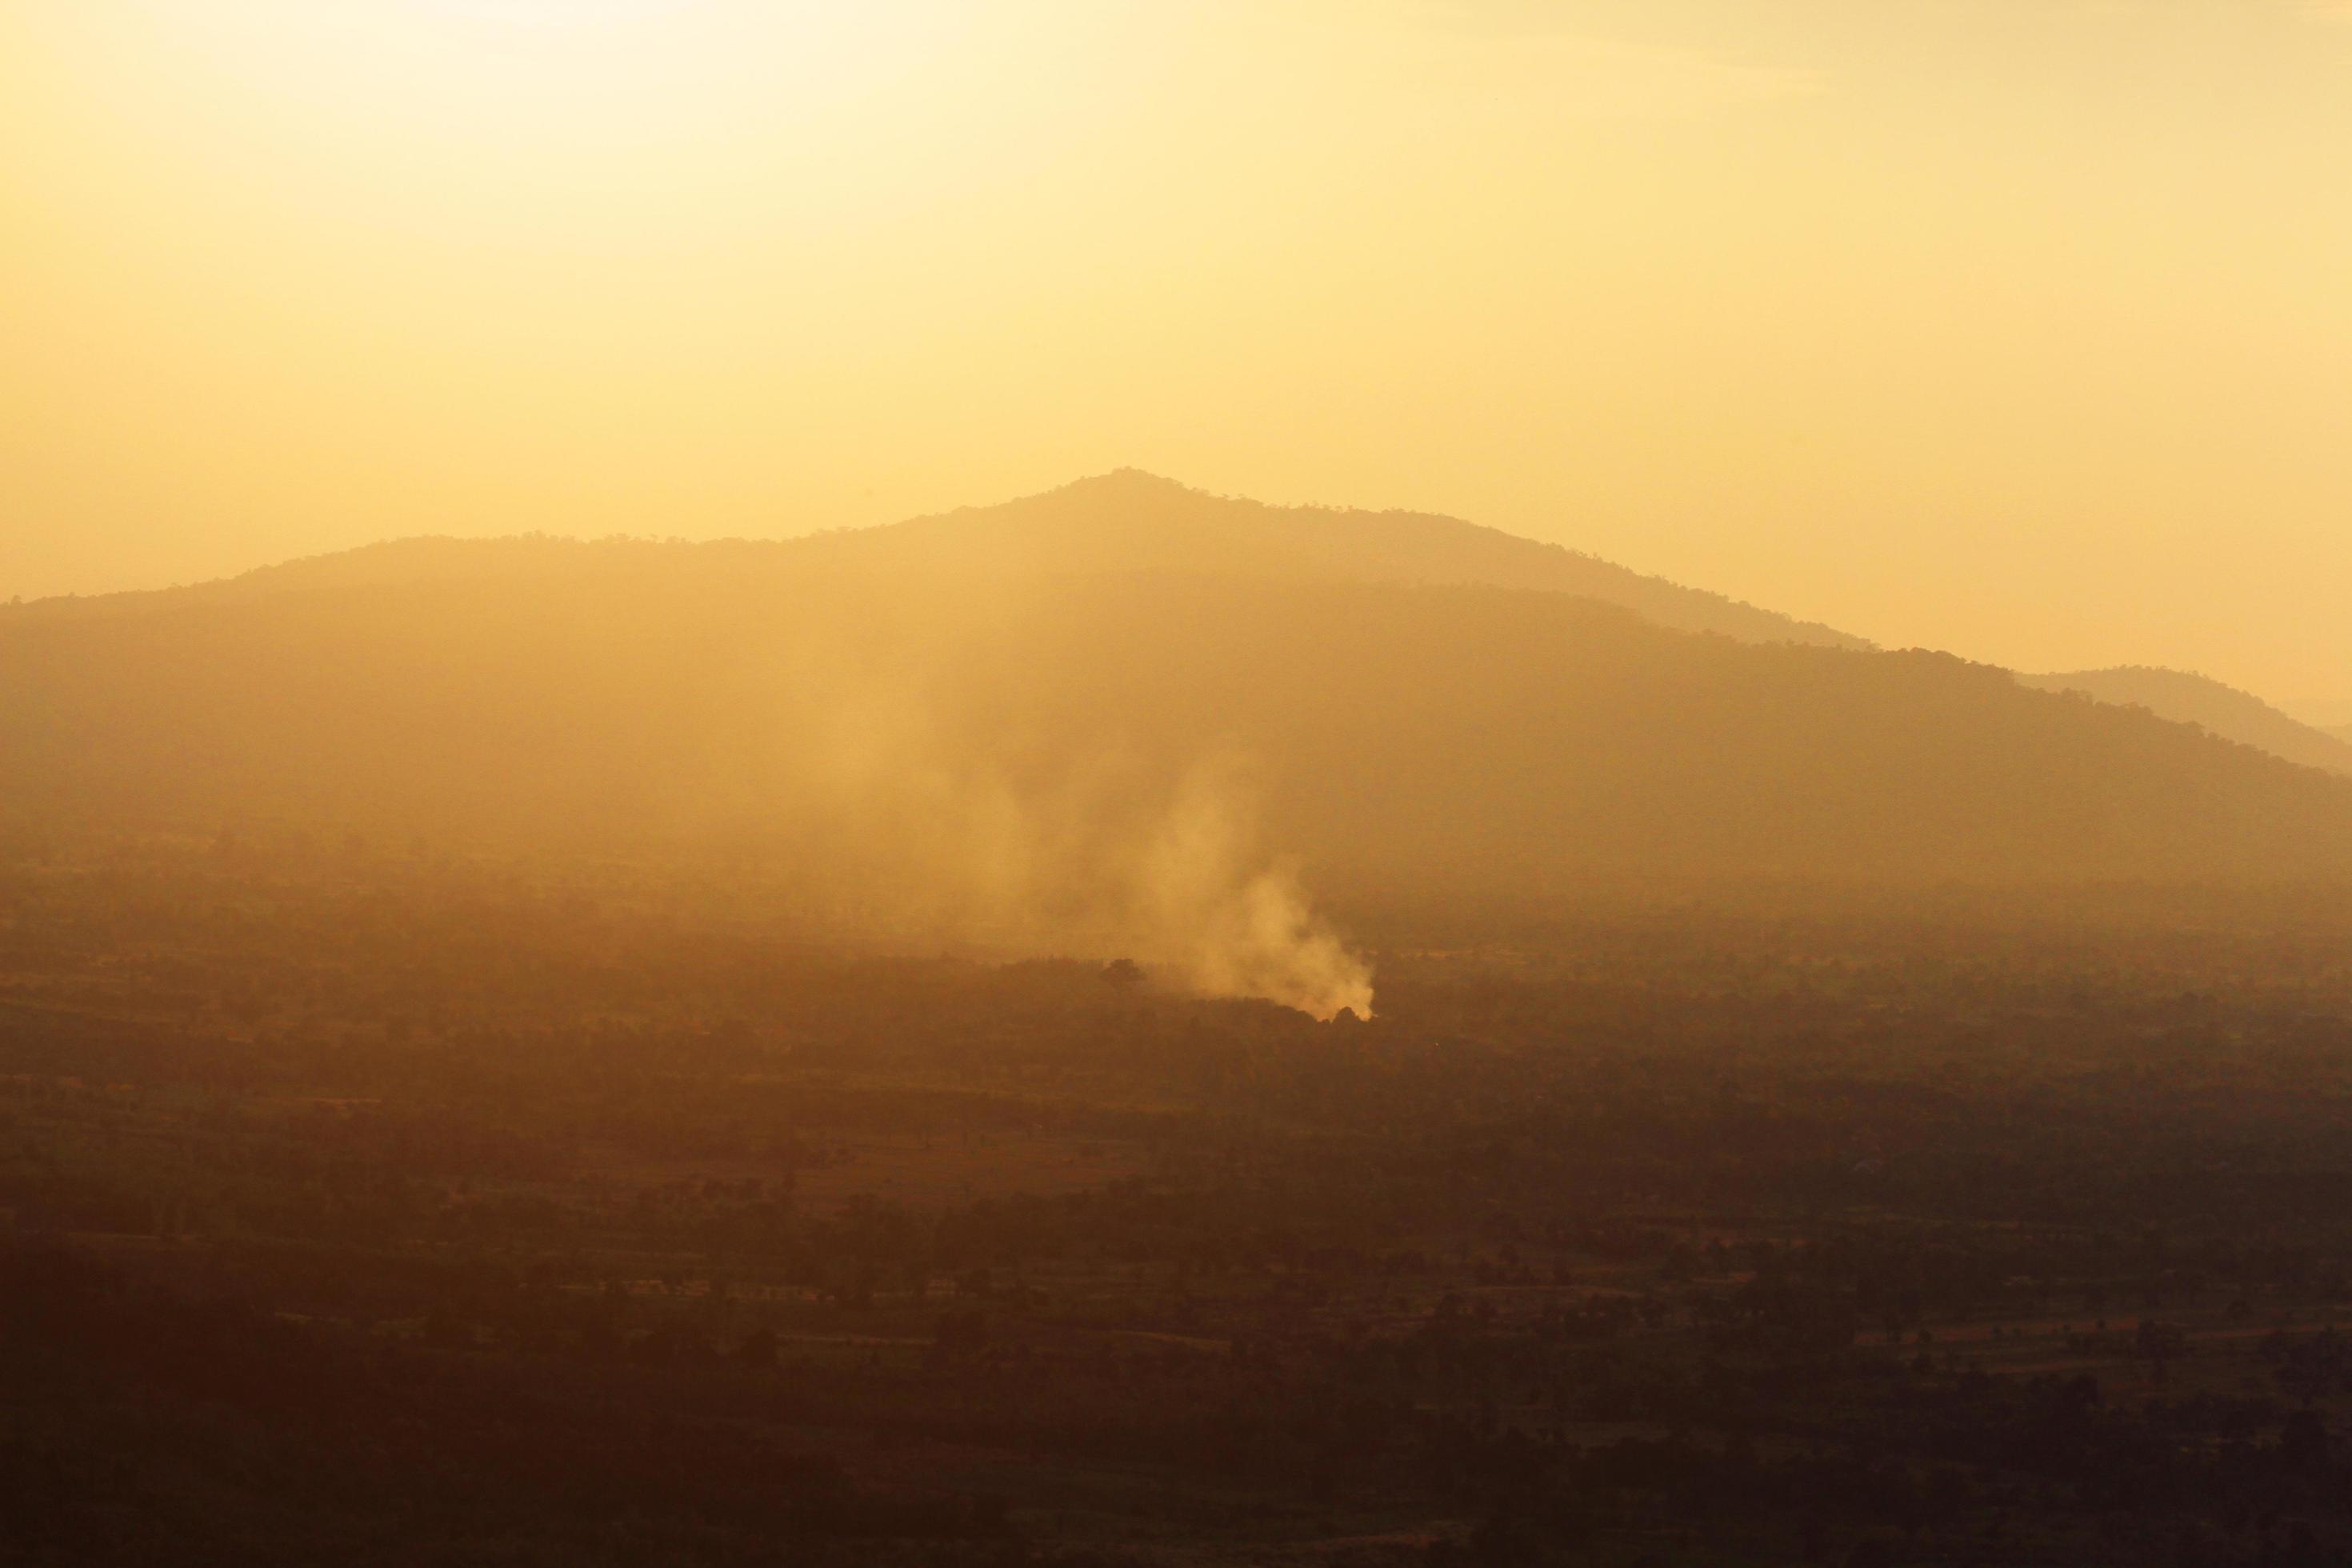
[5,556,2350,896]
[2019,667,2352,778]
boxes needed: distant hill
[5,544,2350,893]
[0,534,653,623]
[809,470,1872,650]
[3,471,1868,653]
[2016,667,2352,778]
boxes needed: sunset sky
[6,1,2350,703]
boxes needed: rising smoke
[1119,765,1375,1021]
[779,678,1374,1020]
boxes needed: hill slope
[2017,667,2352,778]
[814,470,1871,650]
[2,471,1868,653]
[3,550,2349,894]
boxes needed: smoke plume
[778,680,1374,1020]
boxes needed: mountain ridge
[0,470,1871,654]
[5,548,2350,892]
[2016,666,2352,778]
[814,470,1873,651]
[7,474,2350,893]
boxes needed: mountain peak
[1026,469,1228,515]
[873,474,1870,652]
[1056,467,1201,498]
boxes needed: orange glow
[4,1,2350,699]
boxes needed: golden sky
[5,1,2350,702]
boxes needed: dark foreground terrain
[7,834,2352,1566]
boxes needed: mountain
[4,471,1869,653]
[5,525,2351,894]
[2016,667,2352,778]
[804,470,1872,650]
